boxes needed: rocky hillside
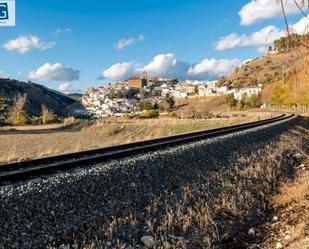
[220,48,306,88]
[0,79,76,116]
[219,34,309,106]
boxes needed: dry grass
[175,96,228,113]
[0,123,67,131]
[64,117,309,249]
[0,113,271,164]
[263,158,309,249]
[273,172,309,208]
[257,120,309,249]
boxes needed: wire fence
[261,103,309,113]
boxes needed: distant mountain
[67,93,83,101]
[0,79,76,116]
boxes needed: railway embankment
[0,115,307,249]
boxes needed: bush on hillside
[271,85,290,106]
[139,110,160,119]
[8,94,28,126]
[0,97,12,125]
[159,97,175,111]
[41,105,56,124]
[225,94,237,109]
[139,101,153,111]
[63,117,76,126]
[216,76,227,87]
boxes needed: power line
[293,0,309,20]
[279,0,290,34]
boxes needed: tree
[271,85,290,106]
[159,97,175,111]
[194,85,199,94]
[166,97,175,109]
[225,94,237,109]
[0,97,12,125]
[216,76,227,87]
[8,94,28,126]
[153,102,159,110]
[41,105,56,124]
[139,101,153,111]
[246,94,261,108]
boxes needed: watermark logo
[0,0,15,26]
[0,3,8,20]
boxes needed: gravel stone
[141,235,155,248]
[0,115,297,248]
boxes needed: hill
[219,35,309,106]
[0,79,76,117]
[67,93,83,101]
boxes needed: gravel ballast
[0,115,298,248]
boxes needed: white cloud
[114,34,145,50]
[115,38,135,50]
[3,35,55,54]
[101,62,137,81]
[216,15,309,52]
[188,58,242,80]
[215,25,284,51]
[101,54,240,81]
[58,82,71,93]
[239,0,306,25]
[291,15,309,34]
[142,53,189,79]
[29,63,80,81]
[0,71,9,79]
[54,28,72,35]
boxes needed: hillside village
[82,72,262,117]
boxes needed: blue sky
[0,0,308,93]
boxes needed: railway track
[0,113,296,184]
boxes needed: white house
[199,87,217,97]
[173,90,187,99]
[233,87,262,100]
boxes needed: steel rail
[0,113,296,184]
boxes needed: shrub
[139,110,160,119]
[271,85,289,106]
[168,112,178,118]
[8,94,28,126]
[63,117,76,126]
[0,97,12,125]
[225,94,237,109]
[216,76,227,87]
[245,94,261,108]
[160,97,175,111]
[139,101,153,111]
[41,105,56,124]
[166,97,175,109]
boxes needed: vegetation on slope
[0,79,76,118]
[218,33,309,107]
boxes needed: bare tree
[8,94,28,126]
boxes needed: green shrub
[139,110,160,119]
[139,101,153,111]
[225,94,237,109]
[0,97,12,125]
